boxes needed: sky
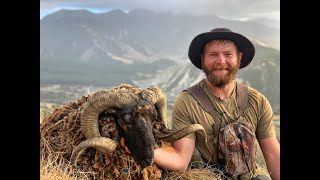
[40,0,280,28]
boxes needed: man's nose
[215,54,226,63]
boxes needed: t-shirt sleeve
[171,93,196,139]
[256,94,276,140]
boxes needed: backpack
[184,82,256,177]
[218,121,256,177]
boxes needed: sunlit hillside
[40,105,279,180]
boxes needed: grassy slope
[40,105,279,177]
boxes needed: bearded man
[154,28,280,180]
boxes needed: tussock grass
[40,137,222,180]
[40,102,59,123]
[162,161,226,180]
[40,105,280,180]
[40,137,94,180]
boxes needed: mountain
[40,9,279,112]
[40,9,279,64]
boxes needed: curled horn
[70,137,117,167]
[70,90,136,165]
[155,124,207,143]
[140,86,207,143]
[140,86,168,127]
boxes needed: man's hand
[120,137,131,154]
[154,137,195,171]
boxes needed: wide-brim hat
[188,27,255,69]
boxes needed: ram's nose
[141,158,154,168]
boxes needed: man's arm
[154,137,195,171]
[258,137,280,180]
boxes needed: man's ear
[238,52,243,63]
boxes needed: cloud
[40,0,280,24]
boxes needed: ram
[40,84,207,179]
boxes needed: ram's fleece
[40,84,206,180]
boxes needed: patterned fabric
[218,122,256,178]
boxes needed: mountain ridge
[40,8,279,64]
[40,9,279,113]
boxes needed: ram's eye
[122,113,132,123]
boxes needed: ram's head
[70,86,206,169]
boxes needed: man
[153,28,280,180]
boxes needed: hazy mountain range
[40,9,280,113]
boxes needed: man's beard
[202,61,240,88]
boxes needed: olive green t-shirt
[172,78,276,164]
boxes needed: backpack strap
[184,84,219,162]
[236,83,249,117]
[184,82,248,117]
[184,84,214,113]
